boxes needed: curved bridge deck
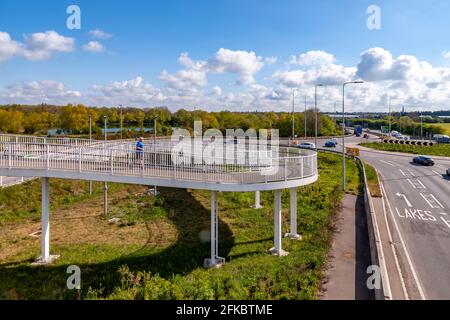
[0,135,318,191]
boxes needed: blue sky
[1,0,450,111]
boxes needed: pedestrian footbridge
[0,134,318,267]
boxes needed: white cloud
[83,41,105,53]
[207,48,264,85]
[159,53,208,96]
[89,29,113,39]
[22,30,75,61]
[212,85,222,96]
[298,50,335,66]
[443,51,450,59]
[1,80,80,104]
[0,32,21,62]
[264,56,278,66]
[90,76,166,105]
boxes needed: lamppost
[342,81,364,191]
[420,110,423,140]
[314,84,323,148]
[103,115,108,215]
[304,95,307,138]
[388,97,396,136]
[152,116,159,195]
[291,88,298,144]
[89,113,92,195]
[119,104,123,139]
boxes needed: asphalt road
[298,133,450,299]
[359,144,450,299]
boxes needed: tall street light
[314,84,323,148]
[89,113,93,195]
[119,104,123,139]
[291,88,298,144]
[342,80,364,191]
[388,97,396,136]
[304,95,307,138]
[152,116,159,195]
[420,109,423,140]
[103,115,108,215]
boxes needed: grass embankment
[0,153,361,300]
[363,163,381,198]
[361,142,450,158]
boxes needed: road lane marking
[407,179,426,189]
[407,169,416,177]
[396,193,413,207]
[380,181,426,300]
[396,207,437,222]
[432,170,441,176]
[380,160,396,167]
[441,217,450,230]
[399,169,407,176]
[420,193,445,209]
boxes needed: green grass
[363,163,381,198]
[0,179,146,225]
[361,142,450,157]
[0,153,361,300]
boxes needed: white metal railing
[0,139,317,186]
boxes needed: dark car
[413,156,435,166]
[324,140,337,148]
[447,168,450,176]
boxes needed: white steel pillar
[285,188,302,240]
[270,190,288,256]
[204,191,225,268]
[252,191,263,209]
[41,177,50,261]
[33,178,59,264]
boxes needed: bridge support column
[285,188,302,240]
[270,190,288,256]
[33,178,59,264]
[252,191,263,209]
[204,191,225,268]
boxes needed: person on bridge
[135,137,144,165]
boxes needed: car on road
[324,140,337,148]
[297,142,316,150]
[413,156,435,166]
[447,168,450,176]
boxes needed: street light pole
[103,115,108,215]
[291,88,298,144]
[314,84,323,148]
[89,113,92,195]
[119,104,123,140]
[152,116,159,195]
[420,110,423,140]
[304,95,307,138]
[342,81,364,191]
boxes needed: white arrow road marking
[420,193,445,209]
[381,181,426,300]
[396,193,413,207]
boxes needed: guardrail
[0,140,317,186]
